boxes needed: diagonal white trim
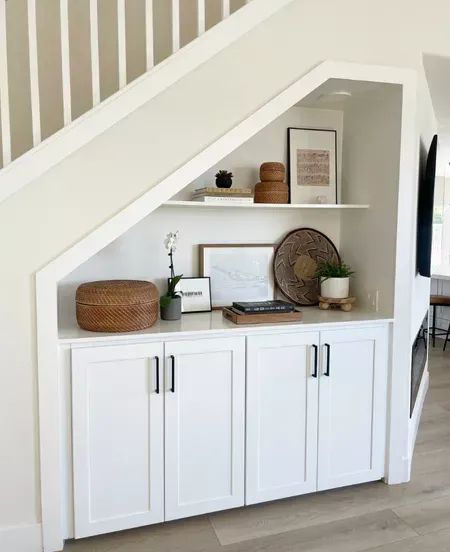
[0,0,296,205]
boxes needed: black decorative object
[215,170,233,189]
[416,134,438,277]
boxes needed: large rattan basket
[254,181,289,204]
[76,280,159,332]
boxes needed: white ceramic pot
[320,277,350,299]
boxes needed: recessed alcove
[37,62,420,550]
[57,77,403,334]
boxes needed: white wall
[0,0,445,547]
[174,106,343,198]
[339,85,402,316]
[59,206,341,327]
[59,106,343,327]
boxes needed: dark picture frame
[287,127,338,205]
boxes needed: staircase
[0,0,292,203]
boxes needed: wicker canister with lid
[259,162,285,182]
[76,280,159,332]
[255,162,289,204]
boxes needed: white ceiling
[298,78,384,110]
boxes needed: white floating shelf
[163,200,370,210]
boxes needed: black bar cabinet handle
[324,343,331,376]
[155,356,160,394]
[311,344,318,378]
[170,355,175,393]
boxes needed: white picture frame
[287,127,337,204]
[174,277,212,313]
[200,244,275,309]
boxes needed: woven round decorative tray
[76,280,159,332]
[274,228,340,305]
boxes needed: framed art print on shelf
[174,277,212,313]
[199,244,275,309]
[287,127,337,204]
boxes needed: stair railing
[0,0,250,170]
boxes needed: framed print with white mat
[287,127,337,204]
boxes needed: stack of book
[223,300,302,325]
[232,300,295,314]
[192,187,254,204]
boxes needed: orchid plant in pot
[160,231,183,320]
[315,260,355,299]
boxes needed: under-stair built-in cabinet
[63,314,391,540]
[246,332,320,504]
[71,343,164,538]
[317,327,388,491]
[245,326,388,505]
[164,337,246,520]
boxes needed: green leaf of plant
[160,295,171,308]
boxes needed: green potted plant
[315,260,355,299]
[160,231,183,320]
[215,169,233,189]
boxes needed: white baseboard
[407,368,430,476]
[0,523,42,552]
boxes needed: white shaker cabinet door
[246,332,320,504]
[318,326,388,491]
[72,342,164,538]
[164,337,246,520]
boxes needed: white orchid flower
[164,231,179,253]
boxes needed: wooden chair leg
[444,322,450,352]
[433,305,437,348]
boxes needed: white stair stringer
[0,0,295,205]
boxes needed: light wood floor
[66,345,450,552]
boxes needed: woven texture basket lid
[76,280,159,306]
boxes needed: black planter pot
[215,176,233,189]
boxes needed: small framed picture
[174,277,212,313]
[287,127,337,204]
[200,244,275,309]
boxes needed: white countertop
[432,265,450,280]
[59,307,393,345]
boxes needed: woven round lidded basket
[260,162,285,182]
[76,280,159,333]
[254,181,289,204]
